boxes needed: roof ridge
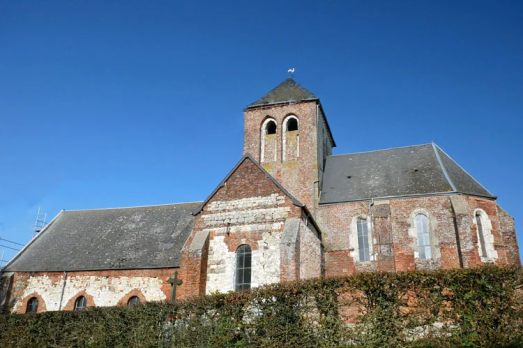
[432,142,457,191]
[328,143,433,157]
[64,201,203,212]
[432,143,494,196]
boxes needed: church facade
[1,78,520,314]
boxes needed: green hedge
[0,265,521,347]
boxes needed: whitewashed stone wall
[203,194,293,294]
[13,275,166,312]
[206,232,282,294]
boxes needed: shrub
[0,265,521,347]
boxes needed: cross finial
[167,270,183,303]
[288,68,295,77]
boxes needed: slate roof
[246,78,318,108]
[3,202,200,272]
[320,143,494,204]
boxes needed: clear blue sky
[1,1,522,264]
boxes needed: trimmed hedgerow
[0,265,521,347]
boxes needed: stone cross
[167,270,183,303]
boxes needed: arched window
[74,296,87,311]
[235,244,252,291]
[286,117,298,131]
[26,297,38,314]
[357,218,370,262]
[127,296,141,308]
[415,214,431,260]
[266,120,277,135]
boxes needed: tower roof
[246,77,318,109]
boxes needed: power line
[0,244,20,251]
[0,238,25,247]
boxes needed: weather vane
[288,68,295,77]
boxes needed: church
[1,78,520,314]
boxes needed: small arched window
[415,214,431,260]
[235,244,252,291]
[127,296,141,308]
[26,297,38,314]
[286,117,298,131]
[74,296,87,311]
[266,120,277,135]
[357,218,370,262]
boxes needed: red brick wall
[497,204,521,266]
[243,101,320,208]
[317,194,517,278]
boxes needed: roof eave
[318,191,497,206]
[5,265,182,273]
[244,97,319,110]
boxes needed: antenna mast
[33,207,48,238]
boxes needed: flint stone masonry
[202,206,292,226]
[207,194,286,211]
[8,269,173,314]
[206,232,281,294]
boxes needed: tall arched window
[415,214,431,260]
[235,244,252,291]
[26,297,38,314]
[127,296,141,308]
[74,296,87,311]
[357,218,370,262]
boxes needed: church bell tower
[243,78,336,209]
